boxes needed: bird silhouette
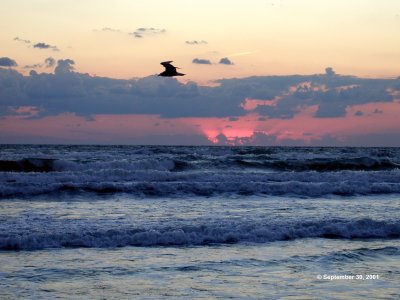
[158,61,185,77]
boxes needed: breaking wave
[1,218,399,251]
[1,145,400,198]
[234,156,400,171]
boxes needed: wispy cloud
[372,108,384,114]
[130,27,166,38]
[100,27,121,33]
[23,57,56,69]
[227,50,258,57]
[23,63,42,69]
[14,37,60,51]
[185,40,208,45]
[13,37,31,44]
[93,27,124,34]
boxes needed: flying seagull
[158,61,185,77]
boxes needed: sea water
[0,145,399,299]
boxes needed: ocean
[0,145,399,299]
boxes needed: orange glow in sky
[1,0,400,145]
[2,0,400,80]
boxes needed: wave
[320,246,400,263]
[0,157,182,173]
[1,154,399,174]
[0,158,58,172]
[1,166,400,198]
[234,157,400,171]
[2,179,400,198]
[1,146,400,198]
[1,218,399,251]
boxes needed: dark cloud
[0,57,17,67]
[34,42,59,51]
[340,132,400,147]
[372,108,383,114]
[34,42,51,49]
[45,57,56,68]
[14,37,60,52]
[54,59,75,74]
[212,132,360,147]
[228,117,239,121]
[314,102,347,118]
[354,111,364,117]
[192,58,212,65]
[0,68,25,106]
[214,133,230,145]
[130,27,166,38]
[0,131,213,146]
[325,67,336,76]
[126,134,212,146]
[213,132,278,146]
[219,57,234,65]
[14,37,31,44]
[0,63,398,122]
[312,80,392,118]
[215,131,344,147]
[185,40,208,45]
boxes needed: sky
[1,0,400,146]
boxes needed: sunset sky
[1,0,400,145]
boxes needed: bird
[158,61,185,77]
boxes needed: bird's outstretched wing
[161,61,177,72]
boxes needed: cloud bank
[1,61,398,120]
[1,59,399,145]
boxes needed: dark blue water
[1,145,400,198]
[0,145,399,298]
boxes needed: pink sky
[2,99,399,146]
